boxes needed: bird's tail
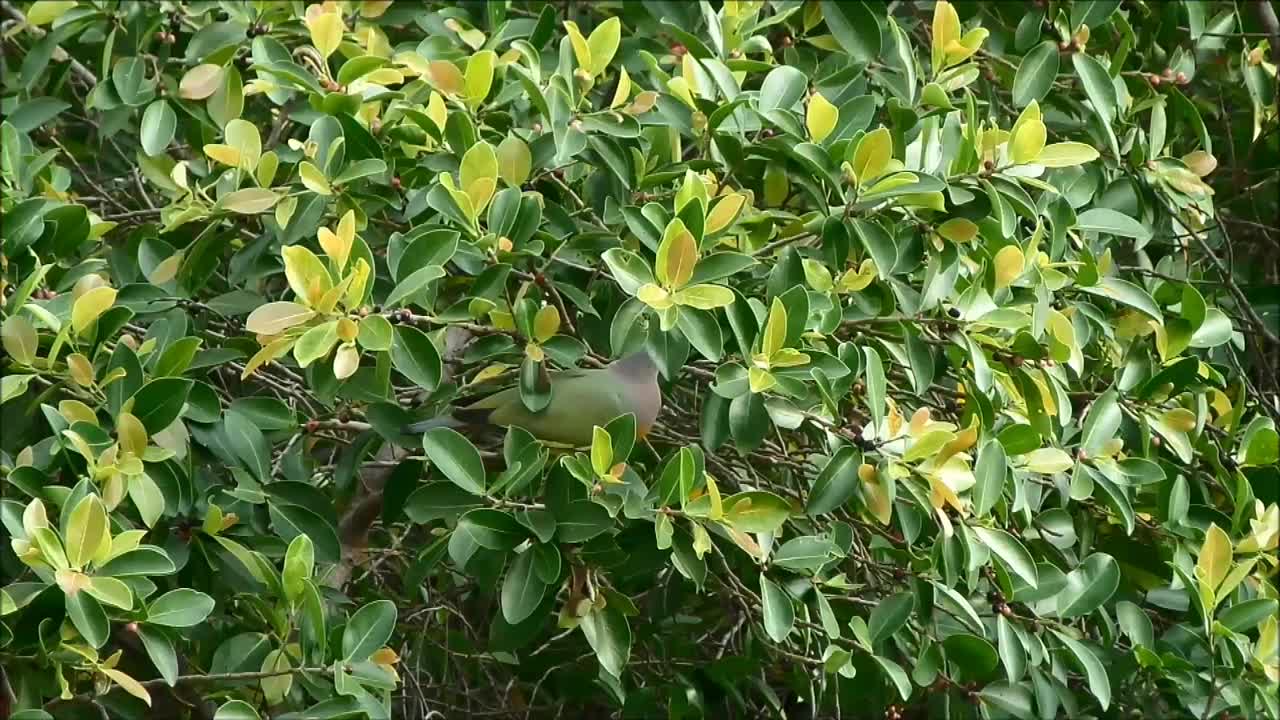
[402,415,463,436]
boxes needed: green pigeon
[404,352,662,446]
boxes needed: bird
[403,351,662,447]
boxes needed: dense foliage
[2,1,1279,718]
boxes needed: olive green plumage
[405,352,662,447]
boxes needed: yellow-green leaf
[936,217,978,243]
[803,258,834,292]
[224,118,261,171]
[705,192,746,235]
[318,213,355,273]
[1,316,38,365]
[257,151,279,187]
[223,188,279,214]
[1009,100,1046,165]
[591,426,613,476]
[465,50,496,107]
[244,302,314,335]
[299,161,332,195]
[460,141,498,214]
[533,305,560,342]
[563,21,592,75]
[25,0,76,25]
[637,283,673,310]
[102,668,152,707]
[1036,142,1099,168]
[116,412,147,457]
[1023,448,1072,474]
[282,245,333,307]
[655,219,698,289]
[179,64,223,100]
[71,286,117,336]
[672,284,735,309]
[203,144,241,168]
[307,9,343,59]
[994,245,1025,289]
[426,60,464,95]
[496,135,531,187]
[748,367,776,393]
[762,297,788,357]
[610,67,633,109]
[65,495,109,570]
[806,92,838,143]
[931,0,961,75]
[261,650,293,704]
[1197,523,1232,592]
[851,128,891,186]
[837,259,877,293]
[586,17,622,77]
[241,337,296,378]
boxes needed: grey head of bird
[608,350,663,438]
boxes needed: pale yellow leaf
[71,286,117,336]
[806,92,838,143]
[179,64,223,100]
[994,245,1025,289]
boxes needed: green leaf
[869,592,915,644]
[342,600,396,662]
[214,700,261,720]
[556,501,612,543]
[973,527,1039,588]
[1078,277,1163,322]
[759,574,794,643]
[147,588,216,627]
[863,347,886,432]
[1052,631,1112,710]
[1075,208,1152,240]
[972,440,1007,517]
[722,491,791,534]
[422,427,486,495]
[1012,41,1059,107]
[1057,553,1120,617]
[67,591,108,648]
[1219,598,1279,632]
[223,409,271,482]
[129,378,192,434]
[138,624,178,686]
[384,265,445,309]
[981,682,1035,718]
[820,1,881,62]
[390,325,442,390]
[806,446,859,515]
[140,100,177,156]
[771,536,839,572]
[456,509,527,550]
[758,65,808,113]
[501,550,547,624]
[580,603,630,677]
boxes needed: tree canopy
[1,1,1279,719]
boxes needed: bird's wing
[486,370,628,446]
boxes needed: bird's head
[613,349,659,380]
